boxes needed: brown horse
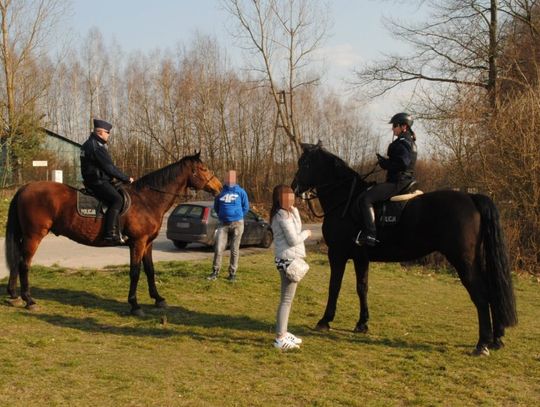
[5,152,222,315]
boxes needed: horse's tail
[5,188,23,280]
[470,193,517,328]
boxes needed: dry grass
[1,252,539,406]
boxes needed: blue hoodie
[214,184,250,222]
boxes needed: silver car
[166,201,273,249]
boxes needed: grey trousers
[212,220,244,275]
[276,268,298,336]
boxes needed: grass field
[1,252,539,406]
[0,197,10,237]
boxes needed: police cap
[93,119,112,131]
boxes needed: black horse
[292,142,517,356]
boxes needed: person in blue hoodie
[207,170,250,281]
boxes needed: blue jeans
[212,220,244,275]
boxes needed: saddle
[375,180,423,229]
[76,187,131,218]
[352,180,423,229]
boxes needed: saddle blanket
[376,190,423,228]
[76,188,131,218]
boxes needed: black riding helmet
[389,112,414,128]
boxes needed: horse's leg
[352,253,369,333]
[316,246,348,331]
[6,271,23,307]
[19,234,45,310]
[128,241,145,317]
[490,307,506,350]
[448,255,493,356]
[141,243,167,308]
[7,269,19,300]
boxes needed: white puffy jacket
[271,207,309,260]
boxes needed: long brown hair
[270,184,294,221]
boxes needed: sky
[67,0,426,139]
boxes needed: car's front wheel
[259,229,273,248]
[173,240,189,249]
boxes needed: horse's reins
[302,177,357,218]
[300,163,381,218]
[146,170,217,198]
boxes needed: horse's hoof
[131,308,145,317]
[155,300,168,309]
[25,303,39,312]
[315,321,331,331]
[489,339,505,350]
[471,345,490,356]
[5,297,24,307]
[354,323,369,333]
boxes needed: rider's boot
[103,209,125,245]
[354,204,379,247]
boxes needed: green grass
[1,252,539,406]
[0,196,10,237]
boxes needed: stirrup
[354,230,379,247]
[104,234,125,245]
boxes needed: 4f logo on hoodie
[220,193,239,203]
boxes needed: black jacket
[80,132,130,185]
[378,130,417,183]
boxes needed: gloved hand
[376,153,388,169]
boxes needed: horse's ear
[194,150,201,159]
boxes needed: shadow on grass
[296,325,454,353]
[20,311,270,347]
[17,287,459,353]
[25,286,270,334]
[20,312,178,337]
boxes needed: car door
[240,210,254,245]
[242,210,262,245]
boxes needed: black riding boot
[354,204,379,247]
[104,209,124,244]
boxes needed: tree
[223,0,328,157]
[0,0,68,185]
[355,1,502,104]
[355,0,540,272]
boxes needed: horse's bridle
[192,169,217,191]
[297,177,357,218]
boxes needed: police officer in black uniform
[354,112,417,246]
[80,119,133,244]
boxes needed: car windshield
[173,205,204,219]
[245,211,257,220]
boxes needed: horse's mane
[314,145,359,178]
[132,154,199,191]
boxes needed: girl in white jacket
[270,185,311,350]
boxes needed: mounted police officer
[354,112,417,246]
[80,119,134,244]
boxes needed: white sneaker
[273,337,299,350]
[285,332,302,345]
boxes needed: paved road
[0,223,322,279]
